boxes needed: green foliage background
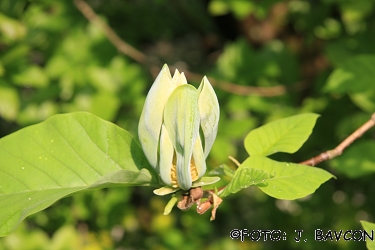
[1,0,375,249]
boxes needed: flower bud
[138,65,219,190]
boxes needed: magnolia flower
[138,65,219,191]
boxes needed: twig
[300,113,375,166]
[73,0,147,64]
[151,65,289,96]
[182,69,288,97]
[209,113,375,195]
[228,156,241,168]
[74,0,290,97]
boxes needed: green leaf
[220,166,273,197]
[253,156,334,199]
[329,140,375,178]
[0,13,26,43]
[63,93,121,121]
[208,164,235,178]
[192,176,220,187]
[244,113,319,156]
[202,164,234,191]
[90,93,120,121]
[87,66,119,93]
[0,112,157,236]
[89,169,155,189]
[0,84,19,121]
[360,220,375,250]
[325,55,375,93]
[350,91,375,113]
[16,101,58,126]
[164,195,179,215]
[210,136,237,163]
[223,156,334,199]
[12,65,50,88]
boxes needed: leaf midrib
[261,116,307,155]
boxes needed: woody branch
[300,113,375,166]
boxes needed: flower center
[171,153,199,188]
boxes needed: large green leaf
[222,156,334,199]
[329,140,375,178]
[324,55,375,93]
[244,113,319,156]
[0,112,158,236]
[360,221,375,250]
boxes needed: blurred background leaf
[324,55,375,93]
[1,0,375,249]
[361,220,375,250]
[330,140,375,178]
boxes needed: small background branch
[300,113,375,166]
[74,0,296,97]
[73,0,147,64]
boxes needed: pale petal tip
[161,64,170,71]
[154,64,172,83]
[172,69,180,77]
[180,72,188,85]
[202,76,213,88]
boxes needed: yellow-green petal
[198,76,220,158]
[163,84,200,190]
[171,70,187,88]
[192,136,206,179]
[138,64,172,168]
[159,124,174,186]
[153,186,180,196]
